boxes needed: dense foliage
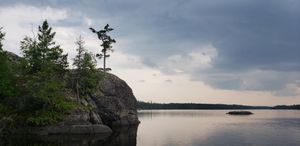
[72,36,102,100]
[17,20,73,126]
[0,21,105,129]
[0,28,18,116]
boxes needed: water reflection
[1,126,138,146]
[103,126,138,146]
[138,110,223,118]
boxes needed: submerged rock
[227,111,253,115]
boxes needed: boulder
[92,73,140,127]
[61,73,140,128]
[58,73,140,129]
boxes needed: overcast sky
[1,0,299,106]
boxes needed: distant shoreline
[137,101,300,110]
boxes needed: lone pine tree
[89,24,116,73]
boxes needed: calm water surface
[137,110,300,146]
[2,110,300,146]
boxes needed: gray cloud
[1,0,300,96]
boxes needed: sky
[0,0,299,106]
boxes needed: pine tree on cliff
[73,36,85,101]
[20,20,72,126]
[73,36,100,101]
[37,21,68,75]
[89,24,116,73]
[22,20,68,75]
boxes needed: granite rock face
[61,73,140,128]
[54,73,140,134]
[92,73,140,127]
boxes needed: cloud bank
[1,0,299,98]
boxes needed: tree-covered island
[0,20,140,136]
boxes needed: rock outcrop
[52,73,140,134]
[2,51,140,135]
[61,73,140,127]
[92,73,140,127]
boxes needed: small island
[227,111,253,115]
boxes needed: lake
[137,110,300,146]
[2,110,300,146]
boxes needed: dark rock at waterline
[1,133,112,146]
[1,126,138,146]
[227,111,253,115]
[13,125,112,135]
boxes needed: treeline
[137,101,271,110]
[272,105,300,110]
[0,20,109,129]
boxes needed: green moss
[0,104,11,117]
[26,110,62,126]
[25,99,76,126]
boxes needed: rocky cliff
[62,73,140,127]
[93,73,140,127]
[40,73,140,135]
[1,52,140,135]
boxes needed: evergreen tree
[20,37,40,73]
[73,36,85,101]
[20,20,72,126]
[89,24,116,73]
[37,20,68,75]
[73,36,101,100]
[21,20,68,75]
[73,36,85,73]
[80,52,99,95]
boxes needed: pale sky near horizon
[0,0,299,106]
